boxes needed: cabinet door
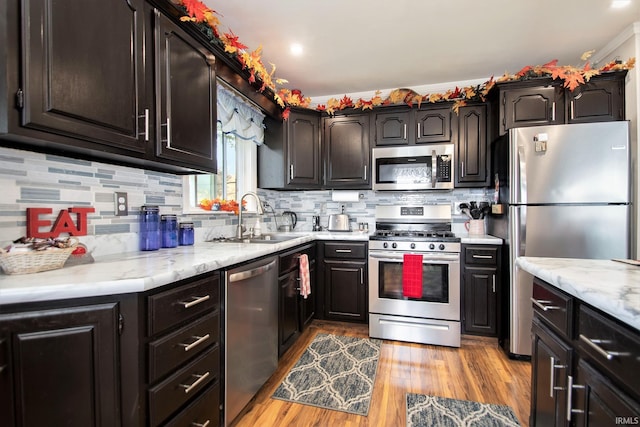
[501,85,564,134]
[287,111,321,186]
[299,262,316,330]
[0,303,120,427]
[416,106,453,144]
[572,359,640,427]
[567,77,624,123]
[531,319,572,427]
[456,104,488,187]
[323,115,370,188]
[323,260,367,322]
[279,270,301,357]
[462,265,497,335]
[155,11,217,172]
[21,0,147,152]
[373,110,412,145]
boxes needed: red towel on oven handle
[299,254,311,299]
[402,253,423,298]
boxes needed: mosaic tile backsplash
[0,146,490,256]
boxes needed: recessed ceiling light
[290,43,303,56]
[611,0,631,8]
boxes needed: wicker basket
[0,239,78,275]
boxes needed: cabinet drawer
[323,242,366,259]
[464,246,498,266]
[164,381,220,427]
[577,304,640,398]
[148,345,219,426]
[148,275,219,336]
[148,312,219,383]
[532,279,572,338]
[279,244,316,275]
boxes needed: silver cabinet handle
[138,109,149,141]
[179,334,211,352]
[290,164,294,180]
[579,334,630,360]
[566,375,585,421]
[570,100,575,120]
[335,249,352,253]
[417,122,421,138]
[363,165,367,180]
[461,161,465,178]
[180,371,210,394]
[472,254,492,259]
[162,118,171,147]
[551,102,556,121]
[492,275,496,293]
[530,298,560,311]
[360,268,364,285]
[549,356,556,398]
[403,123,407,140]
[192,421,210,427]
[180,295,211,309]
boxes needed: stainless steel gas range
[368,204,461,347]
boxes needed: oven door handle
[369,252,459,263]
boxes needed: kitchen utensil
[282,211,297,230]
[312,215,322,231]
[328,205,350,231]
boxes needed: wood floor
[232,320,531,427]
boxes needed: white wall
[594,22,640,258]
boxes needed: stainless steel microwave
[372,144,454,191]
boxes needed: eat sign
[26,207,95,238]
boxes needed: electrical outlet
[114,192,128,216]
[453,201,463,215]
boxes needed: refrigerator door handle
[517,140,527,204]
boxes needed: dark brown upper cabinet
[491,71,626,138]
[456,104,489,187]
[372,105,452,146]
[323,113,370,188]
[153,10,217,171]
[259,108,321,189]
[1,0,218,174]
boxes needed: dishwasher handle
[228,259,277,283]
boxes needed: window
[183,81,263,214]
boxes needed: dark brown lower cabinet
[461,244,500,336]
[0,301,121,427]
[319,241,368,323]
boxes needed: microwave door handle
[431,149,437,188]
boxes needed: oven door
[368,250,460,321]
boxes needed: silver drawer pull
[179,334,211,352]
[530,298,560,311]
[579,334,630,360]
[180,371,210,394]
[180,295,210,309]
[335,249,352,253]
[566,375,585,421]
[191,421,210,427]
[472,254,492,259]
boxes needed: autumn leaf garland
[176,0,634,117]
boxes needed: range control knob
[392,242,398,249]
[439,244,446,251]
[410,243,416,249]
[383,242,388,248]
[429,243,435,250]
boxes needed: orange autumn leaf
[582,68,600,82]
[516,65,533,77]
[181,0,209,22]
[563,70,585,91]
[221,30,248,54]
[452,100,467,115]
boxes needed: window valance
[217,81,265,145]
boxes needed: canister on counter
[161,214,178,248]
[139,205,160,251]
[179,222,195,246]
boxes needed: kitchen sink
[209,234,300,244]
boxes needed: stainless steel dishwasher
[224,256,278,426]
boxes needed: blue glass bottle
[179,222,195,246]
[161,214,178,248]
[139,205,160,251]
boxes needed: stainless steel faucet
[236,192,265,238]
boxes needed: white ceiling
[205,1,639,104]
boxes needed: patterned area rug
[406,393,521,426]
[272,333,381,416]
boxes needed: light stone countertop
[458,234,502,245]
[0,231,369,305]
[517,257,640,332]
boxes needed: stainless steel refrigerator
[488,121,631,358]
